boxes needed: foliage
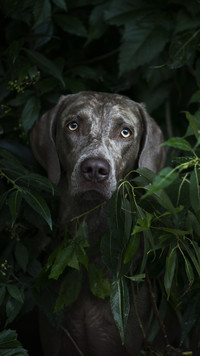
[0,329,28,356]
[0,0,200,354]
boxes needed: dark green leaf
[19,173,54,194]
[86,3,108,44]
[15,243,29,273]
[0,286,6,306]
[88,264,110,299]
[143,167,179,197]
[21,95,41,133]
[52,0,67,11]
[164,249,177,299]
[49,245,79,280]
[124,233,140,264]
[0,191,10,209]
[184,256,194,283]
[189,169,200,213]
[7,285,23,303]
[33,0,51,28]
[54,270,82,312]
[25,50,65,87]
[181,240,200,278]
[0,329,28,355]
[5,298,23,326]
[8,190,22,226]
[189,90,200,104]
[161,137,193,151]
[185,111,200,140]
[175,9,200,34]
[54,14,87,37]
[119,21,169,75]
[136,167,156,183]
[110,278,130,344]
[23,191,52,229]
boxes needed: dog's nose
[81,158,110,182]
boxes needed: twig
[60,326,85,356]
[145,269,169,346]
[69,48,119,68]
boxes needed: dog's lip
[73,186,110,200]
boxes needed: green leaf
[0,286,6,306]
[143,167,179,197]
[15,243,29,273]
[54,269,82,312]
[136,167,156,183]
[181,240,200,278]
[8,190,22,226]
[189,169,200,213]
[7,285,23,303]
[19,173,54,194]
[125,274,145,282]
[54,14,87,37]
[21,96,41,133]
[184,111,200,140]
[25,50,65,87]
[161,137,193,151]
[49,245,79,280]
[124,233,140,264]
[52,0,67,11]
[164,249,177,299]
[0,190,10,209]
[189,90,200,104]
[86,3,108,44]
[184,256,194,283]
[175,8,200,34]
[119,20,169,75]
[23,191,52,229]
[5,298,23,326]
[0,329,28,355]
[88,264,110,299]
[33,0,51,28]
[110,278,130,344]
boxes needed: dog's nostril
[81,158,110,182]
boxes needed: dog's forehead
[59,92,141,126]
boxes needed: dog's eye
[121,128,131,138]
[67,121,79,131]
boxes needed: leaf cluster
[0,0,200,354]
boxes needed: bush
[0,0,200,355]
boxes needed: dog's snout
[81,158,110,183]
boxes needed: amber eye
[121,128,131,138]
[67,121,79,131]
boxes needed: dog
[30,91,165,356]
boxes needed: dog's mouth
[73,185,111,201]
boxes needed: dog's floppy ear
[30,95,70,184]
[138,104,166,173]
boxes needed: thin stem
[145,269,169,346]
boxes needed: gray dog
[31,91,165,356]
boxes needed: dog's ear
[30,95,70,184]
[138,104,166,173]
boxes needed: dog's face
[30,91,165,201]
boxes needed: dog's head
[30,92,165,200]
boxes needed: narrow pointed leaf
[23,191,52,229]
[8,190,22,226]
[164,249,177,299]
[110,278,130,344]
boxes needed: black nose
[81,158,110,183]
